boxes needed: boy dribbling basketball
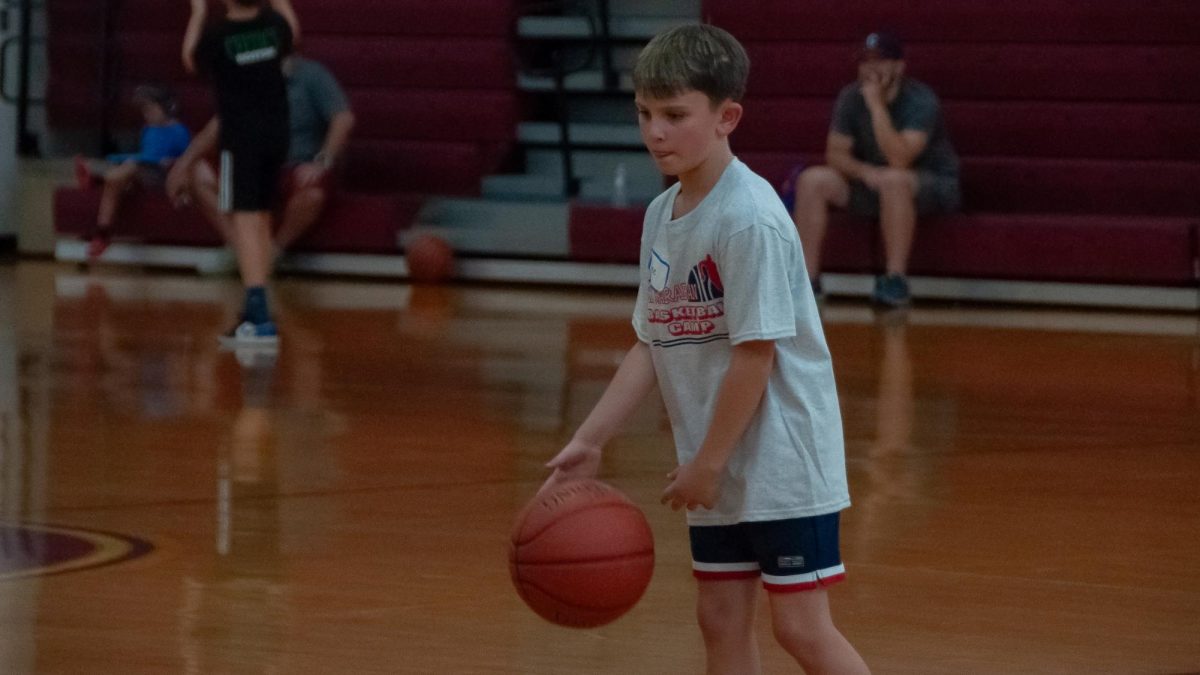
[543,25,870,674]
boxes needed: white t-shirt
[633,158,850,526]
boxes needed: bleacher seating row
[703,0,1200,287]
[48,0,1200,294]
[50,0,518,252]
[569,1,1200,289]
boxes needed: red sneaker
[86,231,111,259]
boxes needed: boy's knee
[696,593,753,642]
[772,617,825,659]
[698,607,745,643]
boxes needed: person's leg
[875,168,919,277]
[749,513,866,674]
[691,523,764,674]
[221,210,277,345]
[696,578,762,675]
[75,156,101,189]
[88,161,138,258]
[274,184,326,252]
[768,589,870,675]
[232,211,273,291]
[190,160,236,244]
[792,166,851,282]
[871,169,920,307]
[96,161,138,232]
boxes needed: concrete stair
[419,0,698,259]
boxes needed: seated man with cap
[791,31,960,307]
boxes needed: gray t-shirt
[831,78,959,178]
[285,57,350,163]
[633,159,851,526]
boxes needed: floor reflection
[180,351,287,675]
[0,262,1194,673]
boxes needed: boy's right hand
[539,439,601,496]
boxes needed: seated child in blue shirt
[75,84,191,260]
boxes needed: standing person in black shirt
[169,0,298,348]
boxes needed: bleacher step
[517,16,690,41]
[411,198,570,257]
[518,71,635,94]
[519,122,642,148]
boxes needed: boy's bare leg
[232,211,273,288]
[96,161,138,230]
[697,578,762,675]
[768,589,870,675]
[189,161,236,244]
[876,169,918,277]
[793,166,850,280]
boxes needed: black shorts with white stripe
[218,138,288,213]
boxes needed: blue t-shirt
[106,122,191,165]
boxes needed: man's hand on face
[860,70,887,109]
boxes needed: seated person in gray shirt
[188,54,355,262]
[791,32,960,307]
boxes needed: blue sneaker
[218,320,279,350]
[872,274,912,308]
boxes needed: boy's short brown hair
[632,24,749,105]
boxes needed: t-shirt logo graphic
[688,255,724,302]
[226,27,282,65]
[649,249,670,292]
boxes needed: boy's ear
[716,100,743,138]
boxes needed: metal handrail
[595,0,617,91]
[0,34,43,104]
[1,0,45,156]
[515,0,603,198]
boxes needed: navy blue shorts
[689,513,846,593]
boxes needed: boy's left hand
[661,461,721,511]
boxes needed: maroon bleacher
[49,0,518,254]
[691,0,1200,288]
[569,1,1200,288]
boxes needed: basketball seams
[513,569,654,623]
[509,479,655,627]
[513,498,641,546]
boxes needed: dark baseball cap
[861,31,903,61]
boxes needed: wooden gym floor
[0,261,1197,674]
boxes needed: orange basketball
[509,479,655,628]
[405,234,455,283]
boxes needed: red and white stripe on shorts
[762,563,847,593]
[692,561,761,581]
[693,562,847,592]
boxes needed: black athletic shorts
[847,171,961,218]
[218,138,289,213]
